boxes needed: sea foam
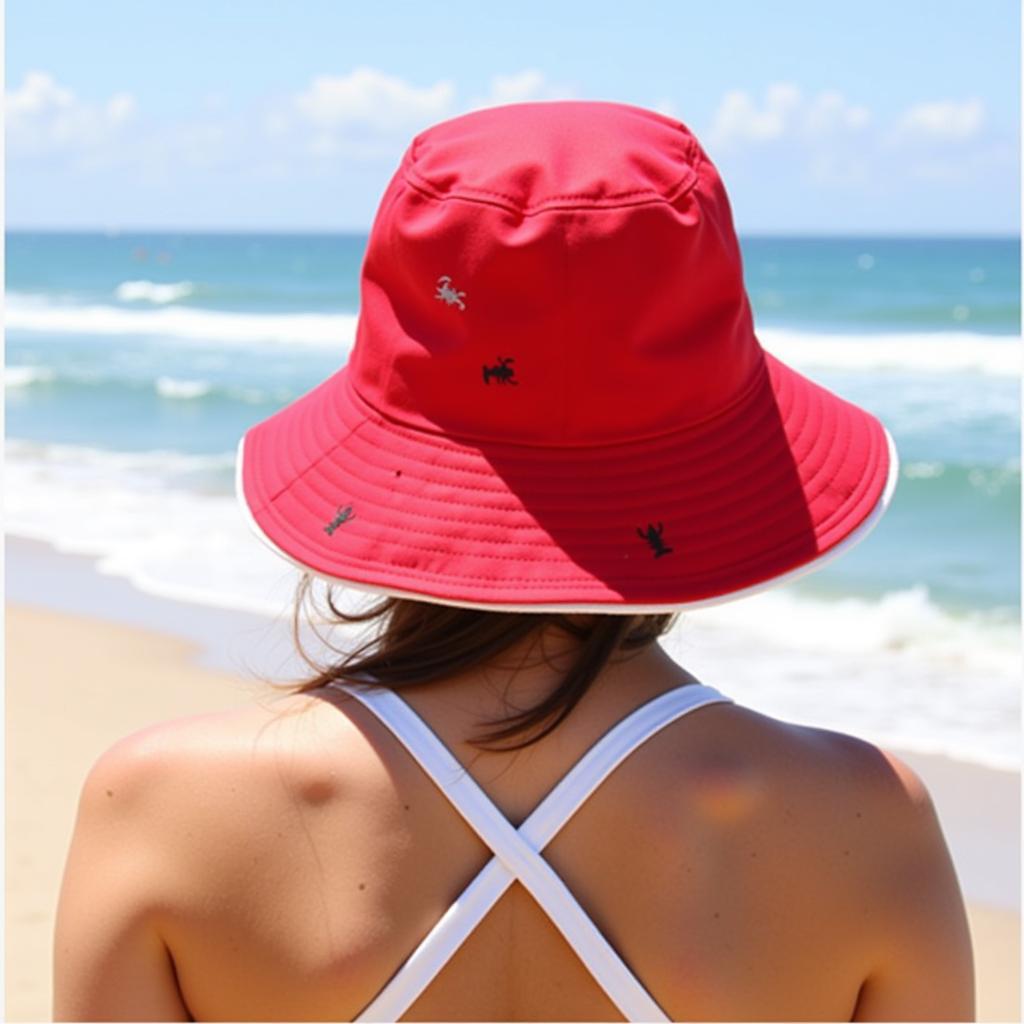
[155,375,214,399]
[5,365,56,388]
[757,327,1021,377]
[4,437,1019,771]
[6,293,356,348]
[6,292,1019,375]
[115,279,195,304]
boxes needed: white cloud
[702,83,1002,194]
[877,98,991,185]
[292,67,455,133]
[265,67,574,162]
[6,71,138,157]
[709,83,868,150]
[106,92,137,124]
[709,83,801,147]
[255,67,458,162]
[5,66,577,178]
[487,69,548,105]
[708,84,986,160]
[6,70,75,116]
[467,69,575,111]
[11,67,1004,220]
[892,98,985,143]
[803,90,870,136]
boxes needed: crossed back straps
[329,679,734,1022]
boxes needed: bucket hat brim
[236,344,897,614]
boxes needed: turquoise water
[743,236,1020,333]
[7,231,365,313]
[7,232,1019,329]
[4,231,1021,766]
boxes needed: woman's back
[53,101,974,1022]
[55,642,973,1021]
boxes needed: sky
[5,0,1021,234]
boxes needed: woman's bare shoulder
[659,701,972,1018]
[721,707,972,1017]
[77,689,362,827]
[703,703,961,924]
[702,700,936,813]
[666,700,949,891]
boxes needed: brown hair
[291,573,680,751]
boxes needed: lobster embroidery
[482,356,518,385]
[324,504,356,535]
[638,522,673,558]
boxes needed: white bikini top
[327,678,734,1022]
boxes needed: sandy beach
[6,596,1020,1022]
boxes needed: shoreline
[4,535,300,678]
[7,533,1020,772]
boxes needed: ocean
[4,231,1020,769]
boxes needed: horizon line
[6,226,1022,240]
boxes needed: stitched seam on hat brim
[345,348,770,452]
[252,368,891,587]
[334,374,795,499]
[250,416,369,515]
[257,423,886,588]
[241,430,896,602]
[275,381,864,567]
[239,432,895,603]
[342,374,781,480]
[353,400,818,549]
[257,487,873,588]
[401,164,700,217]
[251,355,869,555]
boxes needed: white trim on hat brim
[234,426,899,616]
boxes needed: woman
[54,101,973,1022]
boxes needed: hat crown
[350,101,763,445]
[240,101,895,611]
[406,101,700,212]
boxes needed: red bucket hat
[236,101,898,612]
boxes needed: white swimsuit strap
[332,681,733,1022]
